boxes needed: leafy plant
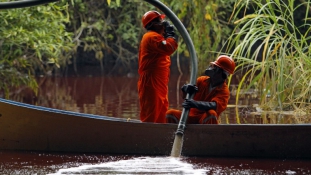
[67,0,151,75]
[0,0,73,97]
[168,0,236,73]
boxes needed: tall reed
[225,0,311,119]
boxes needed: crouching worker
[166,55,235,124]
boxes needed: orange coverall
[138,31,178,123]
[166,76,230,124]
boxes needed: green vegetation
[226,0,311,120]
[168,0,236,71]
[0,0,73,97]
[66,0,149,75]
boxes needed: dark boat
[1,98,311,159]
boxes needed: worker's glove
[181,84,198,95]
[163,20,176,39]
[182,99,216,111]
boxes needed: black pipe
[0,0,58,9]
[143,0,198,157]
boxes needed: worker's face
[152,18,164,25]
[205,65,227,87]
[150,18,165,33]
[205,65,222,77]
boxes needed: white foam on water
[285,170,296,174]
[50,156,208,174]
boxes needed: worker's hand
[182,99,197,109]
[163,21,176,39]
[181,84,198,94]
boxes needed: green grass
[224,0,311,123]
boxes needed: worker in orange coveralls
[138,10,178,123]
[166,55,235,124]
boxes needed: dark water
[8,75,306,124]
[2,75,311,174]
[1,151,311,174]
[9,75,261,124]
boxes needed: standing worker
[166,55,235,124]
[138,10,178,123]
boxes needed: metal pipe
[143,0,198,157]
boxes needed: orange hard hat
[211,55,235,74]
[142,10,165,28]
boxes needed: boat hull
[0,98,310,159]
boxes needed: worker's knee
[166,114,179,124]
[165,109,181,123]
[200,115,218,124]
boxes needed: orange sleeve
[138,31,178,74]
[210,84,230,115]
[143,32,177,56]
[191,76,230,117]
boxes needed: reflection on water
[11,76,141,120]
[8,75,310,124]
